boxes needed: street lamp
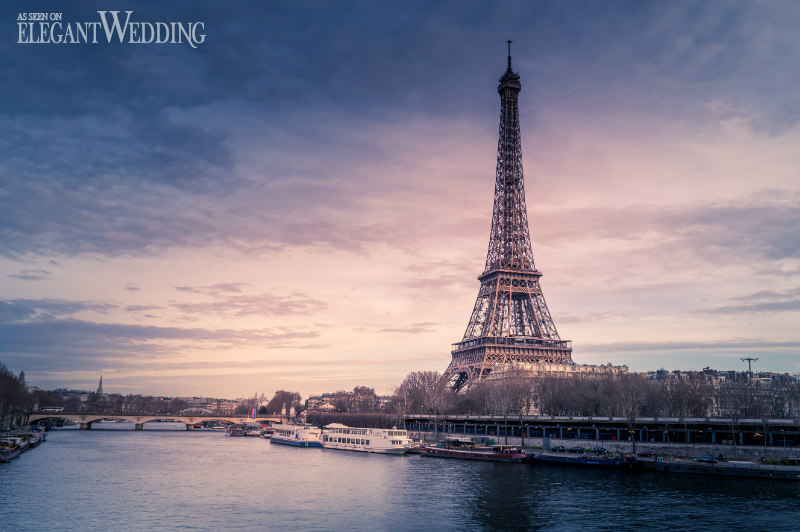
[628,429,637,455]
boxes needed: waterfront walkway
[405,414,800,453]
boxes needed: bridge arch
[27,413,283,430]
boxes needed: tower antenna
[507,40,512,70]
[741,356,758,375]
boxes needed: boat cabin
[443,437,476,449]
[491,444,523,454]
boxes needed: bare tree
[393,371,449,415]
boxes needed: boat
[21,429,45,448]
[2,436,29,454]
[528,451,638,469]
[321,423,413,454]
[651,457,800,480]
[0,439,22,463]
[191,421,225,431]
[420,437,527,462]
[269,423,323,447]
[259,427,275,439]
[225,424,248,436]
[226,423,261,436]
[31,426,48,442]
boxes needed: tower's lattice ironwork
[443,43,573,391]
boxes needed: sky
[1,0,799,399]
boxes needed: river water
[2,423,800,531]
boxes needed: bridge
[27,413,284,431]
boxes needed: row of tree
[1,363,30,426]
[1,363,69,425]
[7,359,799,427]
[391,369,800,420]
[78,393,191,414]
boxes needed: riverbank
[412,431,800,461]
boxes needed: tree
[0,362,32,425]
[452,381,492,415]
[483,367,534,443]
[170,397,188,413]
[236,398,257,415]
[87,392,104,411]
[393,371,449,415]
[352,386,378,412]
[266,390,302,415]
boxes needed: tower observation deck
[443,43,573,391]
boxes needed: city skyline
[2,1,799,397]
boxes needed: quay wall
[412,431,800,461]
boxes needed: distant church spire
[97,374,104,395]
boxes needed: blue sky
[1,1,799,398]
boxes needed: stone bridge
[27,413,284,430]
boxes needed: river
[2,423,800,531]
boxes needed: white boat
[269,423,323,447]
[321,424,413,454]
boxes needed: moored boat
[226,423,261,436]
[21,430,44,448]
[0,439,22,463]
[4,436,29,453]
[225,424,248,436]
[321,423,413,454]
[651,457,800,480]
[420,437,527,462]
[528,451,638,469]
[269,423,323,447]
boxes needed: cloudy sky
[2,1,799,399]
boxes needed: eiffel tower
[443,42,573,391]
